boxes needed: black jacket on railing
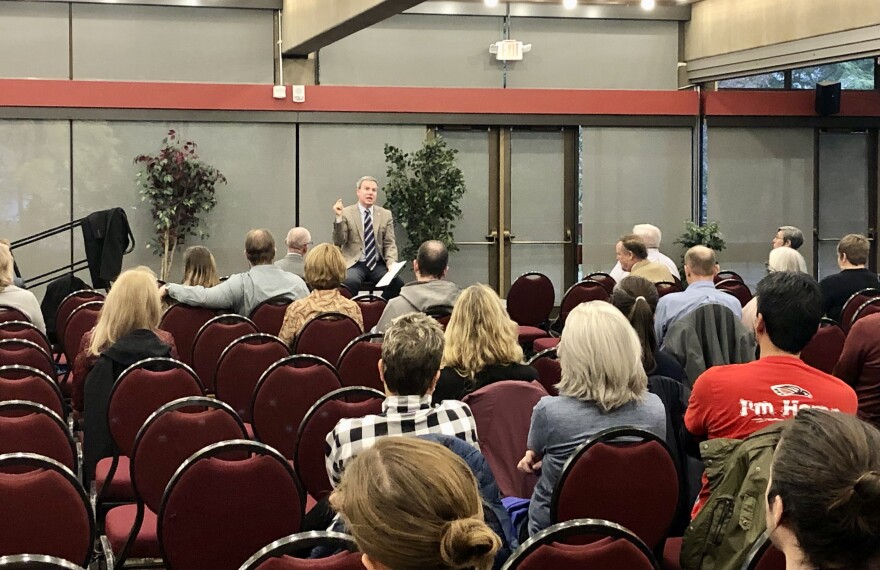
[82,208,134,289]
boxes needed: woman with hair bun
[767,408,880,569]
[330,437,501,570]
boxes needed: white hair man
[275,227,311,278]
[609,224,678,282]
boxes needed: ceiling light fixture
[563,0,578,9]
[641,0,656,9]
[484,0,499,7]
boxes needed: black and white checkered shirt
[325,395,480,488]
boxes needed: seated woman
[611,275,687,384]
[278,243,363,347]
[0,243,45,333]
[517,301,666,536]
[331,437,501,570]
[433,284,538,404]
[182,245,219,287]
[742,247,807,330]
[767,409,880,569]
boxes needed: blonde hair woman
[517,301,666,536]
[742,246,808,330]
[433,284,537,404]
[331,437,500,570]
[0,243,45,333]
[278,243,363,346]
[182,246,219,288]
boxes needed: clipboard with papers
[376,261,406,288]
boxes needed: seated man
[325,311,479,488]
[332,176,403,299]
[655,245,742,345]
[274,226,310,278]
[615,234,674,284]
[819,233,880,323]
[685,271,857,517]
[771,225,805,250]
[610,223,678,281]
[374,240,461,333]
[163,228,308,316]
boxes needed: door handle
[502,230,516,241]
[485,230,499,243]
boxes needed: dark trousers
[343,261,402,300]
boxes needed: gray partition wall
[706,128,814,288]
[581,127,693,277]
[0,1,70,79]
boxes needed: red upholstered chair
[252,356,343,460]
[158,440,305,570]
[586,272,616,296]
[532,337,560,353]
[463,381,548,498]
[742,533,786,570]
[96,357,204,506]
[502,518,660,570]
[508,272,554,344]
[352,294,387,333]
[800,319,846,374]
[840,288,880,334]
[55,289,105,348]
[191,314,259,393]
[249,296,294,337]
[293,313,362,366]
[552,280,609,332]
[423,304,454,329]
[851,297,880,330]
[527,348,560,397]
[62,301,102,368]
[293,387,384,501]
[714,270,744,284]
[0,554,86,569]
[0,453,95,568]
[158,303,217,367]
[715,279,753,308]
[0,366,65,418]
[0,401,76,473]
[240,531,363,570]
[336,333,383,391]
[103,397,248,567]
[550,427,679,550]
[337,286,353,299]
[0,321,52,356]
[0,339,55,379]
[655,281,683,299]
[0,305,29,324]
[215,334,289,422]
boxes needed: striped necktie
[363,208,378,270]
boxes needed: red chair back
[159,303,217,367]
[337,286,353,299]
[423,304,454,329]
[241,531,362,570]
[0,401,76,471]
[0,554,85,568]
[507,272,555,327]
[851,297,880,329]
[249,296,293,337]
[586,272,617,296]
[714,270,744,284]
[191,315,259,392]
[293,313,361,365]
[800,320,846,374]
[0,339,55,379]
[743,534,786,570]
[352,294,387,332]
[0,321,52,355]
[252,356,342,460]
[293,387,384,500]
[0,366,65,418]
[55,290,104,349]
[336,333,383,391]
[840,288,880,333]
[0,453,95,567]
[158,440,304,570]
[551,427,679,550]
[463,380,548,498]
[556,280,609,329]
[528,348,560,396]
[0,306,28,324]
[62,301,103,366]
[715,279,753,308]
[655,281,683,298]
[215,334,289,422]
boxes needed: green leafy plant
[674,220,727,282]
[383,136,466,261]
[134,130,226,281]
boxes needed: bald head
[684,245,718,283]
[285,227,311,254]
[415,240,448,280]
[245,229,275,266]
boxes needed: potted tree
[674,220,727,283]
[383,136,466,261]
[135,129,227,281]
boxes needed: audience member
[181,245,219,287]
[325,312,478,488]
[277,243,363,346]
[611,275,687,384]
[685,271,857,517]
[517,301,666,536]
[275,226,310,277]
[767,409,880,570]
[615,234,674,284]
[771,225,804,250]
[0,238,25,288]
[819,233,880,323]
[0,243,45,332]
[375,240,461,334]
[833,312,880,429]
[742,246,807,330]
[433,284,538,405]
[163,229,308,316]
[610,224,678,281]
[330,438,500,570]
[654,245,742,345]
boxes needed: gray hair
[356,176,378,190]
[632,224,662,248]
[768,246,807,273]
[777,226,804,250]
[382,312,445,396]
[285,227,311,249]
[556,301,647,412]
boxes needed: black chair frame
[526,347,558,366]
[0,339,55,377]
[851,296,880,329]
[740,530,774,570]
[0,400,77,474]
[336,332,383,369]
[0,321,52,349]
[248,295,295,317]
[239,531,359,570]
[0,365,67,419]
[0,554,85,569]
[191,314,258,364]
[292,312,361,355]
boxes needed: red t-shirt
[685,356,858,517]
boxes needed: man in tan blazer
[615,233,675,284]
[332,176,402,298]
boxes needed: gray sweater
[374,279,461,333]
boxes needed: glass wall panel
[792,58,875,90]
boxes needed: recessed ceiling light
[641,0,656,10]
[563,0,578,9]
[484,0,499,7]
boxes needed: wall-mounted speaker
[815,81,842,116]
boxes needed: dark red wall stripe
[704,90,880,117]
